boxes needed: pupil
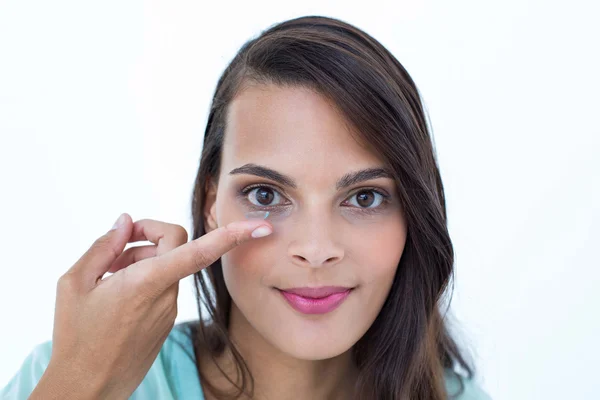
[257,188,274,205]
[357,191,374,207]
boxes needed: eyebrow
[228,163,394,190]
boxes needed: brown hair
[187,15,475,400]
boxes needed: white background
[1,1,598,399]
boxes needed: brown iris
[356,190,375,207]
[255,187,275,205]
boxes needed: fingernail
[111,214,126,230]
[251,225,272,238]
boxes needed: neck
[199,303,359,400]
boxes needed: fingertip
[111,213,125,231]
[251,225,272,238]
[110,213,132,232]
[108,214,134,247]
[223,219,273,243]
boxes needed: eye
[345,189,386,209]
[245,186,285,207]
[240,185,390,212]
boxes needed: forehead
[221,83,382,180]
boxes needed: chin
[282,343,352,361]
[267,328,358,361]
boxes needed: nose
[287,214,345,268]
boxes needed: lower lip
[278,289,353,315]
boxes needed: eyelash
[238,183,391,215]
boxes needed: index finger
[142,219,273,292]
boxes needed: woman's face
[204,82,407,360]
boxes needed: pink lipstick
[278,286,353,315]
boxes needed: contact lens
[244,210,270,220]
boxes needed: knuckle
[192,245,215,271]
[224,226,244,247]
[122,246,137,262]
[172,225,189,245]
[57,272,79,292]
[126,264,160,300]
[125,266,144,288]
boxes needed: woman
[1,15,490,400]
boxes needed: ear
[203,177,218,233]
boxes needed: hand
[30,213,273,400]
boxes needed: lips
[280,286,352,298]
[277,286,354,314]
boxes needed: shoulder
[131,321,204,399]
[444,369,492,400]
[1,326,487,400]
[0,323,203,400]
[0,340,53,398]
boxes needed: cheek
[217,191,291,312]
[349,215,407,285]
[221,240,277,304]
[346,216,406,334]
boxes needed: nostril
[292,254,340,266]
[294,255,308,263]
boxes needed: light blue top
[0,322,491,399]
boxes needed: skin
[30,215,274,400]
[202,83,408,400]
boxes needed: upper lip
[279,286,353,298]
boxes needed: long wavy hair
[187,15,475,400]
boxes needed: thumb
[68,213,134,290]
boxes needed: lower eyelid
[240,186,390,210]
